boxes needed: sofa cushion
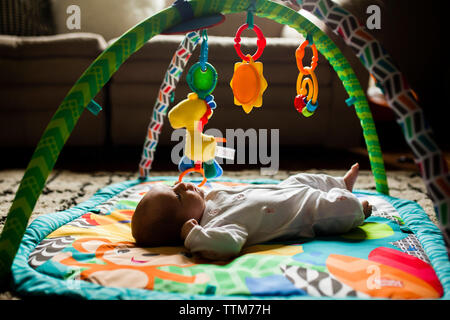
[0,0,55,36]
[0,86,106,147]
[0,33,107,84]
[0,33,107,58]
[0,33,107,146]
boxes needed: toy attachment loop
[295,39,318,75]
[178,167,207,187]
[246,0,256,29]
[234,23,266,62]
[199,29,209,71]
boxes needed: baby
[132,163,372,260]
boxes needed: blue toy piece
[203,159,223,179]
[178,156,223,179]
[306,100,318,112]
[205,95,217,109]
[178,155,195,173]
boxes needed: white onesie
[184,173,365,260]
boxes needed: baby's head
[131,181,206,246]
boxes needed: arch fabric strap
[298,0,450,235]
[0,0,388,282]
[139,31,201,177]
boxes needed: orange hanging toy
[230,23,268,114]
[294,38,319,117]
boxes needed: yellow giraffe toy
[168,92,223,185]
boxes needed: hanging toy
[230,9,268,114]
[168,30,223,187]
[294,37,319,117]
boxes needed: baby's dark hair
[131,191,185,247]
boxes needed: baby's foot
[344,163,359,192]
[362,200,372,219]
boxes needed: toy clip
[199,29,208,71]
[87,100,102,116]
[246,0,256,30]
[233,23,266,62]
[295,39,318,75]
[345,96,357,107]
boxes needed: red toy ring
[234,23,266,62]
[178,167,207,187]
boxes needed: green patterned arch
[0,0,388,281]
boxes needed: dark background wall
[340,0,450,150]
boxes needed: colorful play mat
[11,177,450,299]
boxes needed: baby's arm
[181,219,248,261]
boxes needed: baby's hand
[180,219,198,240]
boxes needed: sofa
[0,0,370,152]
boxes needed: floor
[2,112,448,173]
[2,144,445,174]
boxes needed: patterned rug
[0,169,437,299]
